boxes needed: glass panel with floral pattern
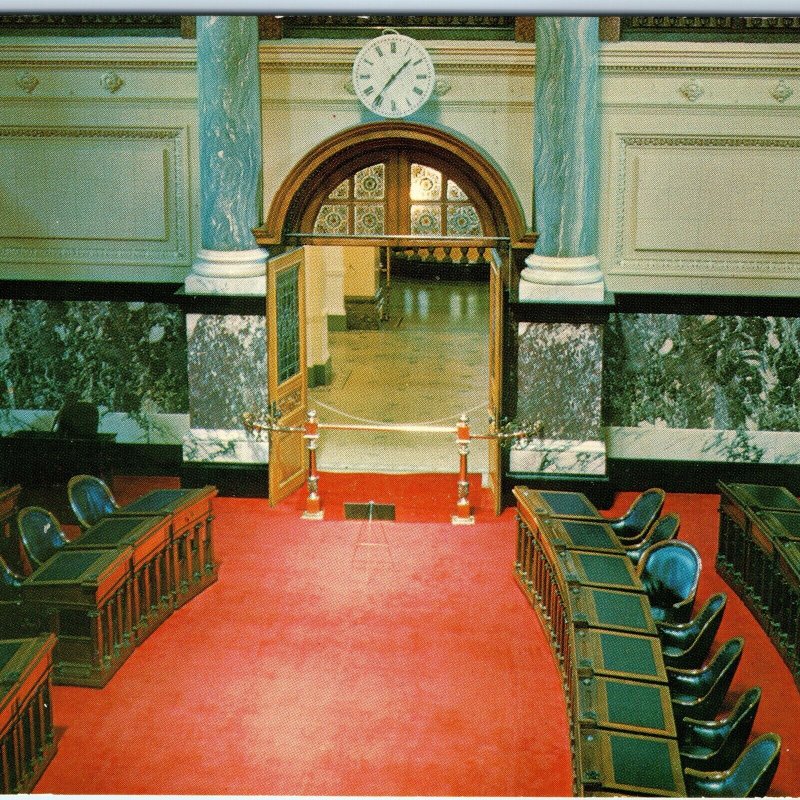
[354,164,385,200]
[354,205,385,235]
[410,164,442,201]
[447,179,468,201]
[411,204,442,235]
[447,204,483,236]
[313,204,349,235]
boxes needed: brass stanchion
[302,409,324,520]
[452,414,475,525]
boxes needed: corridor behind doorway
[309,276,489,475]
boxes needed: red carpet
[35,476,571,796]
[32,478,800,795]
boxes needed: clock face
[352,33,435,118]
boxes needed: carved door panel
[488,248,505,516]
[267,248,307,506]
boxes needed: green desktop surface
[721,482,800,512]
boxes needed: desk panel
[574,628,667,685]
[67,515,173,644]
[0,635,57,794]
[575,727,685,797]
[21,549,133,687]
[514,487,602,520]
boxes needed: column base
[510,438,606,475]
[182,428,268,465]
[187,248,268,295]
[520,254,605,302]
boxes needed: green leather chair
[626,512,680,566]
[607,488,666,546]
[17,506,71,569]
[637,540,701,624]
[658,592,727,669]
[668,637,744,729]
[67,473,119,529]
[683,732,781,798]
[680,686,762,772]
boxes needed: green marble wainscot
[0,299,187,419]
[604,312,800,464]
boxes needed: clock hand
[377,58,412,97]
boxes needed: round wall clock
[352,30,436,118]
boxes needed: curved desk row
[20,486,218,687]
[0,635,57,793]
[717,481,800,689]
[513,486,686,798]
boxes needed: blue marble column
[521,16,604,301]
[183,16,269,488]
[188,15,267,294]
[513,17,608,479]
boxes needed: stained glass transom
[329,180,349,199]
[410,164,442,201]
[447,205,482,236]
[354,205,385,235]
[354,164,385,200]
[310,158,488,240]
[411,204,442,235]
[276,266,300,384]
[447,179,468,201]
[313,204,348,235]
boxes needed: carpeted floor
[32,477,800,795]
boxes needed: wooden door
[267,248,308,505]
[487,248,505,515]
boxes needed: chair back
[684,733,781,798]
[0,554,22,602]
[17,507,70,569]
[660,592,727,669]
[680,686,762,772]
[670,637,744,727]
[610,487,666,542]
[68,474,118,529]
[626,512,680,565]
[637,540,701,623]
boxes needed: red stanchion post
[452,413,475,525]
[302,409,324,520]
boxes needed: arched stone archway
[254,122,534,249]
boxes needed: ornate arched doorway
[254,123,533,511]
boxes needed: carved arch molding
[254,122,535,250]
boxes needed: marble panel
[186,313,267,430]
[605,313,800,432]
[514,321,604,476]
[517,321,603,440]
[0,299,187,420]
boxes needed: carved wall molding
[101,71,125,93]
[0,125,189,268]
[679,77,704,101]
[611,133,800,280]
[771,79,794,103]
[15,71,38,93]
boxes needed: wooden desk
[66,515,174,644]
[575,727,685,798]
[717,481,800,688]
[20,549,133,687]
[514,486,684,797]
[0,485,22,575]
[0,635,57,793]
[574,628,667,685]
[114,486,218,608]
